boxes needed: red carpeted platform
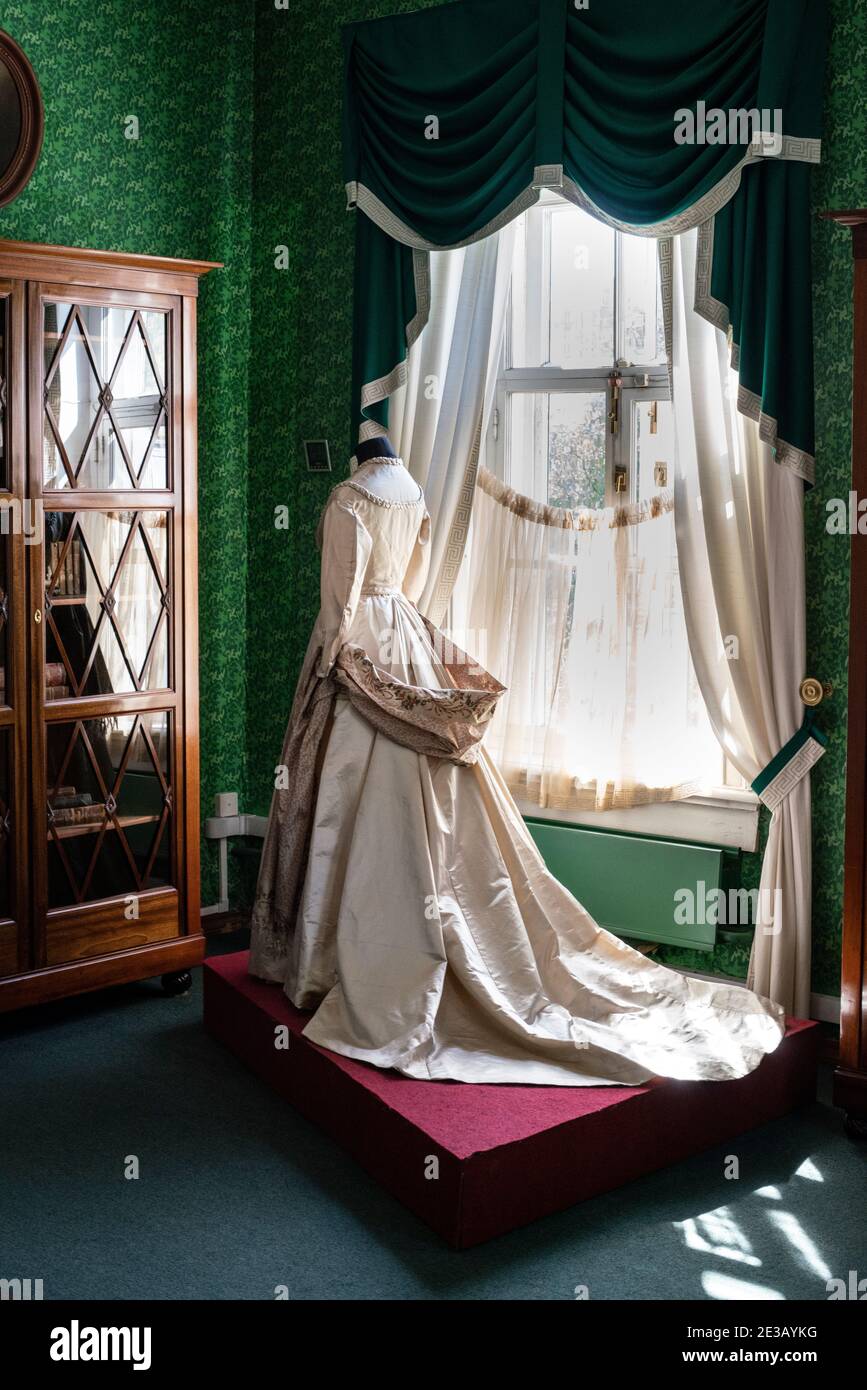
[203,950,820,1249]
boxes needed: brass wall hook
[800,676,833,707]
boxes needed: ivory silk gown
[249,457,785,1086]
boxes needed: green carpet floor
[1,934,864,1301]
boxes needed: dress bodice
[315,460,431,675]
[333,478,427,589]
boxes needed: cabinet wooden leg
[161,969,193,997]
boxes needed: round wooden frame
[0,30,44,209]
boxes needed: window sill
[516,787,760,853]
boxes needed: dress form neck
[351,434,399,471]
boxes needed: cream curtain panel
[388,227,515,623]
[452,469,720,812]
[670,228,823,1018]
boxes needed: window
[474,196,754,837]
[487,195,673,507]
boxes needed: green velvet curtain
[343,0,827,474]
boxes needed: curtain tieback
[751,713,828,811]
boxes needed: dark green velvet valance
[343,0,827,479]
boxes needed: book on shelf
[47,541,60,591]
[51,792,93,810]
[47,541,82,597]
[44,686,70,702]
[0,665,70,690]
[51,803,107,826]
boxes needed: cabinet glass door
[32,286,182,965]
[46,711,173,910]
[0,520,12,929]
[0,281,29,978]
[0,292,7,491]
[43,301,169,490]
[43,508,171,696]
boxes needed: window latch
[608,374,622,437]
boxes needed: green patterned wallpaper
[0,0,254,904]
[805,0,867,996]
[244,0,434,837]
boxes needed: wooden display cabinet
[0,239,219,1011]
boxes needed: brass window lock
[608,374,622,436]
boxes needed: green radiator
[525,819,726,952]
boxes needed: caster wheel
[161,969,192,997]
[844,1112,867,1141]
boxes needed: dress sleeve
[317,494,373,677]
[402,508,431,606]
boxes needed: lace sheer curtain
[451,468,720,811]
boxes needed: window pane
[0,728,10,919]
[0,531,7,706]
[509,392,606,509]
[620,234,666,366]
[43,301,168,490]
[44,509,170,696]
[46,711,173,909]
[549,207,615,368]
[509,204,615,369]
[0,295,7,491]
[631,398,675,500]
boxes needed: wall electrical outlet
[214,792,239,818]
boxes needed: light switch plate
[215,792,238,818]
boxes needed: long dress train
[249,458,785,1087]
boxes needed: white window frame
[487,195,671,506]
[487,196,758,848]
